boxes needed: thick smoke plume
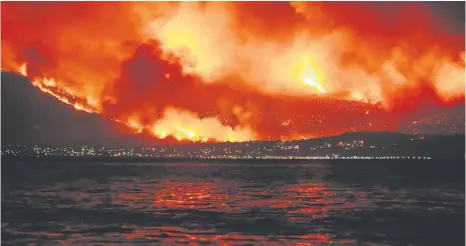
[2,2,464,142]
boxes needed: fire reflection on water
[116,180,366,214]
[6,162,460,245]
[121,225,332,245]
[2,176,367,244]
[111,178,368,244]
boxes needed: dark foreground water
[2,160,465,245]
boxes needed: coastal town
[3,132,459,160]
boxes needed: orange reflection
[111,178,370,244]
[283,183,370,225]
[117,180,250,212]
[5,175,373,244]
[120,225,334,245]
[122,225,271,244]
[152,180,230,210]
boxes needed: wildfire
[16,63,98,114]
[298,63,326,93]
[1,2,464,143]
[19,63,27,76]
[150,108,255,142]
[16,62,252,143]
[302,77,325,93]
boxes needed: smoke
[2,2,464,142]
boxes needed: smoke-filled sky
[1,2,465,143]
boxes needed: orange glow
[18,63,27,76]
[1,2,464,142]
[29,74,98,114]
[295,55,326,93]
[120,225,330,244]
[150,108,256,142]
[111,177,366,244]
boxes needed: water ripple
[2,161,464,245]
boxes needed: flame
[18,63,27,76]
[302,77,326,93]
[1,2,464,143]
[28,72,98,114]
[150,108,255,142]
[146,2,236,81]
[296,57,326,93]
[142,2,464,105]
[128,118,144,133]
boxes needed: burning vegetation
[2,2,464,142]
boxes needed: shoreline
[2,155,463,163]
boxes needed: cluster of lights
[1,136,432,159]
[1,145,432,160]
[407,113,464,135]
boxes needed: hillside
[2,71,464,153]
[1,72,143,147]
[173,132,465,159]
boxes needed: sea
[1,160,464,245]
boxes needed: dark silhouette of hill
[175,131,465,159]
[297,132,465,159]
[1,72,158,147]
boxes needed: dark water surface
[2,160,465,245]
